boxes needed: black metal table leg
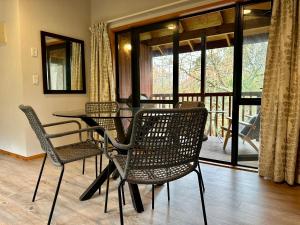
[80,161,116,201]
[79,117,145,213]
[128,183,144,213]
[80,162,144,212]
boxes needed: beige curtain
[71,42,82,90]
[89,22,115,102]
[259,0,300,185]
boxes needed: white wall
[0,0,221,157]
[0,0,91,157]
[19,0,91,156]
[0,0,26,156]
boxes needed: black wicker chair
[104,108,208,225]
[19,105,103,225]
[82,102,119,176]
[176,101,206,192]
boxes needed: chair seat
[55,140,102,164]
[113,155,194,184]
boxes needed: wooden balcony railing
[150,92,261,136]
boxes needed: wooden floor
[1,154,300,225]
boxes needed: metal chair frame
[103,108,208,225]
[19,105,103,225]
[82,102,119,176]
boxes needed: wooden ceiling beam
[225,34,231,46]
[143,17,270,46]
[157,46,164,55]
[178,21,184,33]
[152,39,232,56]
[187,40,194,51]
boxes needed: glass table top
[53,103,174,119]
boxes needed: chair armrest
[42,120,81,128]
[239,121,252,127]
[104,131,131,160]
[226,117,252,126]
[226,117,232,121]
[43,120,82,141]
[104,132,130,150]
[45,126,104,139]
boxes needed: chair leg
[82,158,85,175]
[167,182,170,201]
[32,154,47,202]
[99,154,103,173]
[121,183,126,205]
[198,162,205,192]
[99,154,103,194]
[194,169,207,225]
[118,179,126,225]
[95,155,98,178]
[48,166,64,225]
[246,139,259,152]
[104,161,110,213]
[152,185,155,210]
[95,155,102,195]
[223,130,231,151]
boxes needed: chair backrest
[85,101,119,113]
[124,108,208,177]
[19,105,61,166]
[176,101,205,109]
[244,111,261,140]
[85,102,119,130]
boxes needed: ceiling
[138,1,271,55]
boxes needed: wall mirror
[41,31,86,94]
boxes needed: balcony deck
[148,92,261,168]
[201,136,259,168]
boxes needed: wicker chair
[222,111,261,152]
[104,108,208,225]
[83,102,119,176]
[19,105,103,225]
[176,101,206,192]
[176,101,205,108]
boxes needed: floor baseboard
[0,149,45,161]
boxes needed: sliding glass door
[117,32,132,102]
[236,1,271,167]
[138,22,177,105]
[115,0,272,168]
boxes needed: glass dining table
[53,104,166,213]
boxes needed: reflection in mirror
[41,31,86,94]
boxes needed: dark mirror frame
[41,31,86,94]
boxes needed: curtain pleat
[259,0,300,185]
[71,42,82,90]
[89,22,115,102]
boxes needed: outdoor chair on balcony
[19,105,103,225]
[176,101,205,109]
[221,111,261,152]
[103,108,208,225]
[83,102,119,176]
